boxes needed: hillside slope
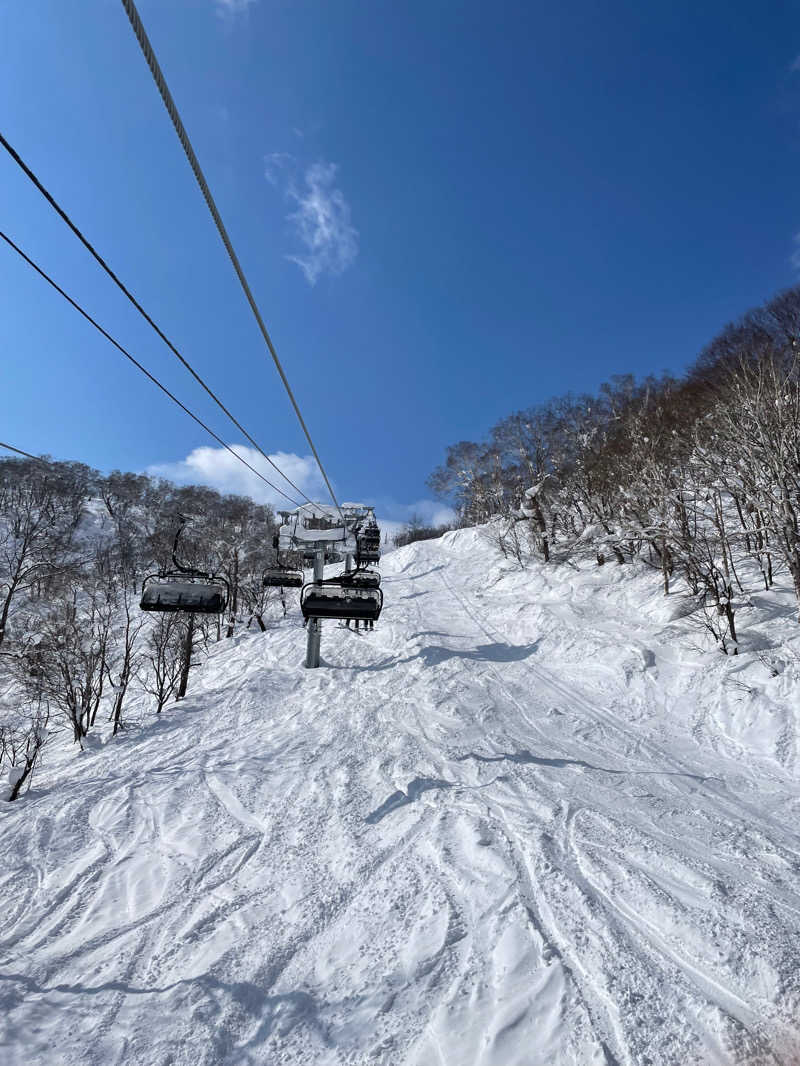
[2,527,800,1065]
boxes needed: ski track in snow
[2,528,800,1065]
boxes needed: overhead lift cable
[0,131,314,506]
[0,442,47,463]
[120,0,342,515]
[0,229,302,506]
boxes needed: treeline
[429,284,800,650]
[393,514,454,548]
[0,459,279,797]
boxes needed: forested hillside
[430,284,800,652]
[5,284,800,803]
[0,461,279,798]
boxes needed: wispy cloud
[146,446,324,509]
[286,163,359,285]
[215,0,257,15]
[791,53,800,72]
[264,154,359,285]
[264,152,294,186]
[792,233,800,273]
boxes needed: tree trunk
[89,652,106,726]
[226,550,238,639]
[0,571,21,650]
[527,496,550,562]
[8,753,37,801]
[724,598,738,654]
[177,614,195,699]
[69,703,86,744]
[779,487,800,619]
[112,684,128,735]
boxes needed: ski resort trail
[2,528,800,1065]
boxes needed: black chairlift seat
[140,577,227,614]
[355,525,381,566]
[355,548,381,565]
[300,582,383,622]
[337,569,381,589]
[263,566,304,589]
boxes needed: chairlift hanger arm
[171,516,212,580]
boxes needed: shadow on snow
[361,641,540,672]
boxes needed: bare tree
[20,585,113,744]
[1,706,49,801]
[0,459,87,650]
[107,588,146,735]
[140,613,184,713]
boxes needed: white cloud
[264,152,294,186]
[791,54,800,72]
[145,448,454,547]
[374,518,407,549]
[793,233,800,273]
[146,445,324,509]
[286,162,359,285]
[215,0,256,15]
[371,500,458,551]
[264,154,358,284]
[374,499,458,531]
[285,165,360,284]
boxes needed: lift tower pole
[305,549,324,669]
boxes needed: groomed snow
[2,526,800,1065]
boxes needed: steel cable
[120,0,341,515]
[0,442,45,463]
[0,131,313,506]
[0,229,302,505]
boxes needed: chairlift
[337,568,381,589]
[140,516,228,615]
[355,547,381,565]
[355,543,381,565]
[263,564,303,589]
[355,520,381,565]
[140,576,228,614]
[300,582,383,623]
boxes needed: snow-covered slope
[2,527,800,1065]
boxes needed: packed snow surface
[2,527,800,1065]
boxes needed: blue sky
[1,0,799,527]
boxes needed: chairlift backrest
[302,515,340,531]
[140,576,227,614]
[337,569,381,589]
[263,566,303,589]
[300,582,383,622]
[355,521,381,565]
[355,547,381,565]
